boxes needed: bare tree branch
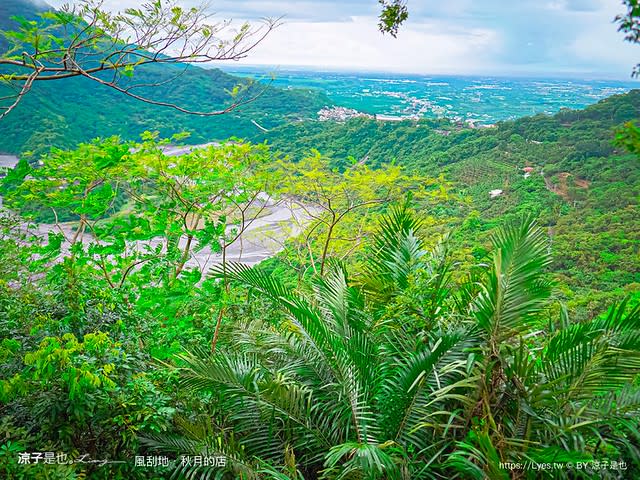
[0,0,281,118]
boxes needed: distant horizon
[210,66,637,129]
[216,63,640,84]
[46,0,640,81]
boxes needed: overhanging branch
[0,0,281,118]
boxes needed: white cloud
[228,17,501,74]
[44,0,640,78]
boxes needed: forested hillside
[251,91,640,318]
[1,135,639,477]
[0,66,327,156]
[0,0,329,156]
[1,1,639,478]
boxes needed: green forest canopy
[0,1,639,478]
[0,0,329,156]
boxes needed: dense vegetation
[0,0,329,157]
[1,145,639,477]
[250,91,640,318]
[0,71,638,480]
[0,2,639,479]
[1,75,639,480]
[0,65,327,156]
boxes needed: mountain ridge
[0,0,328,155]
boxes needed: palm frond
[540,299,640,402]
[360,203,426,302]
[445,432,509,480]
[323,441,408,480]
[472,216,552,341]
[378,331,474,450]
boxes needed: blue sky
[48,0,640,78]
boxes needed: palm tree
[448,220,640,479]
[143,206,640,479]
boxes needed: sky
[46,0,640,79]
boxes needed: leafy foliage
[0,1,328,156]
[616,0,640,76]
[0,18,637,475]
[136,208,640,479]
[378,0,408,38]
[252,91,640,320]
[0,0,282,120]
